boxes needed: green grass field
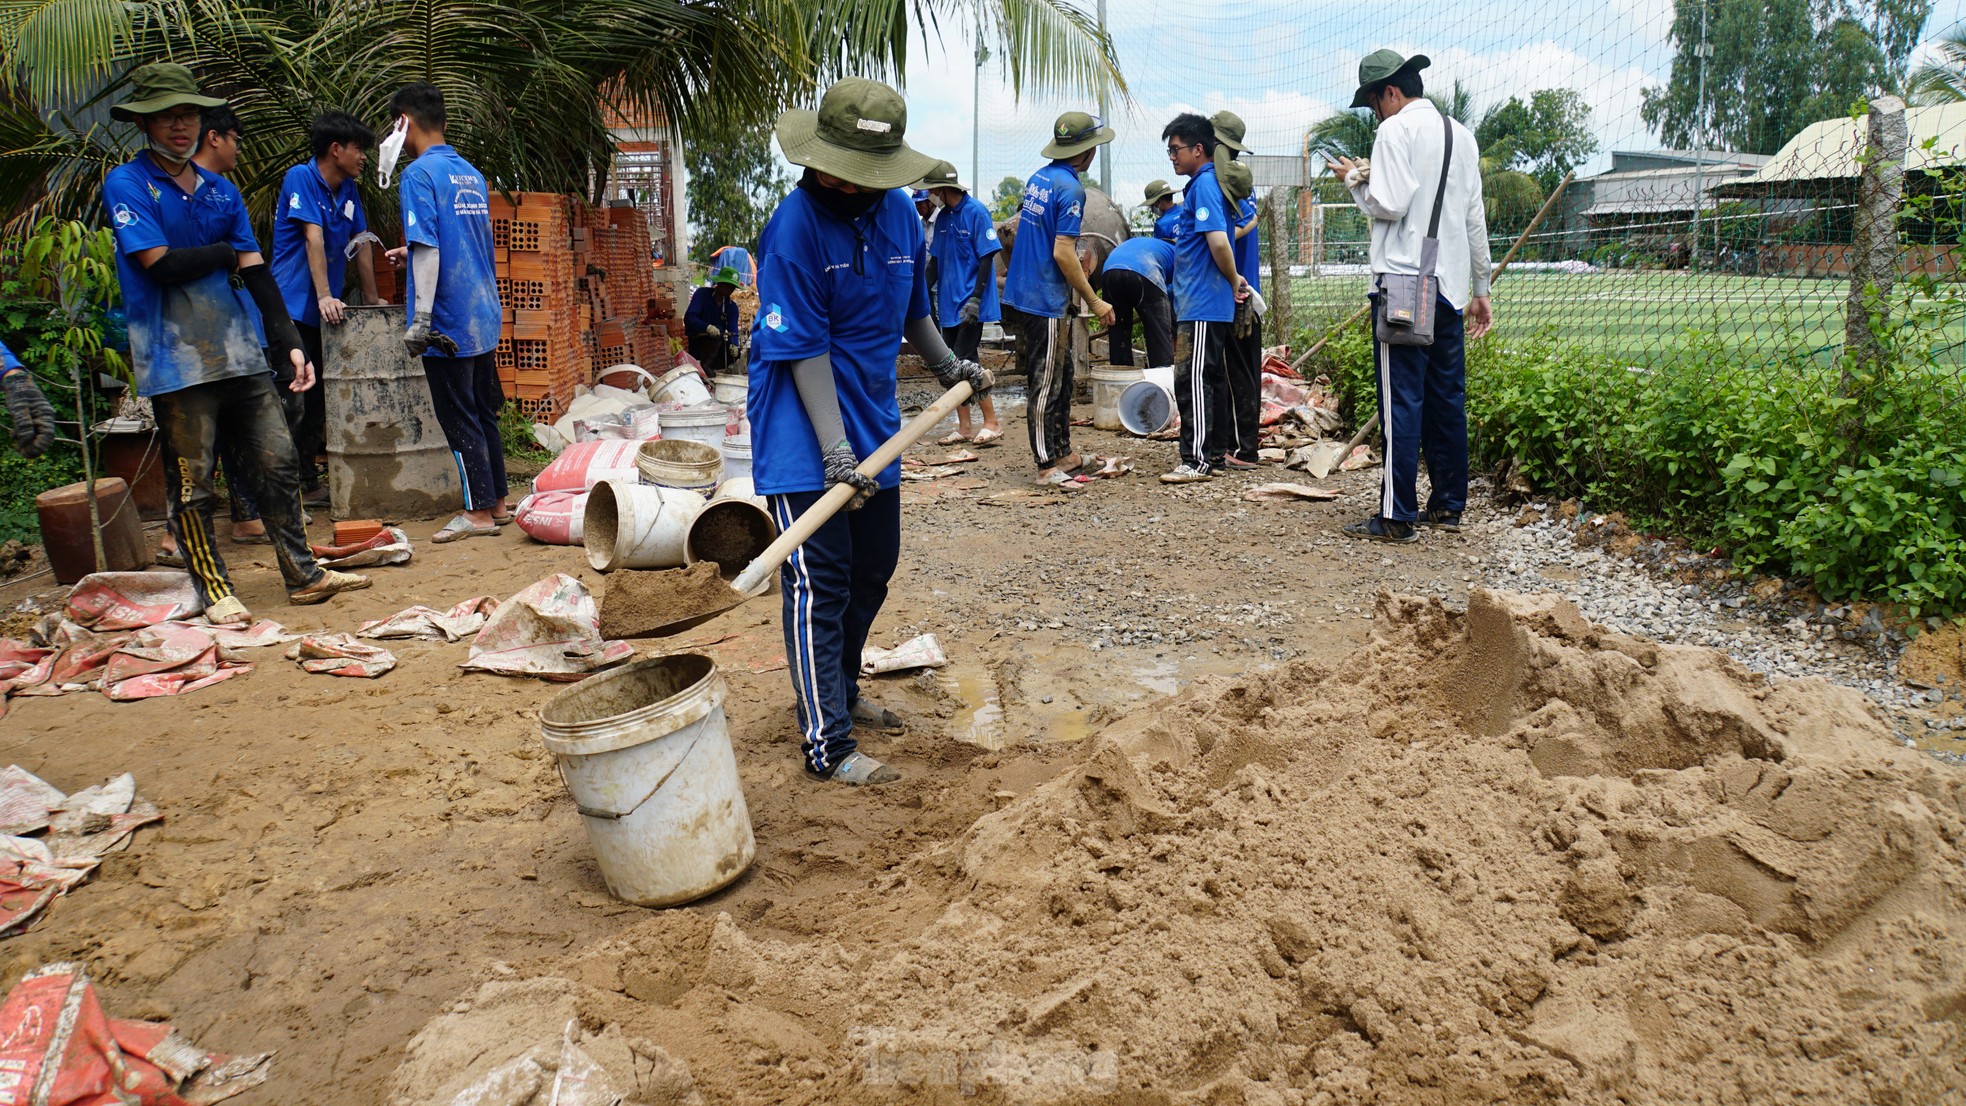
[1288,270,1855,366]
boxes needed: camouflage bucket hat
[776,78,936,191]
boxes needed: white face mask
[376,116,409,187]
[928,192,946,210]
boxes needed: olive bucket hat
[111,62,227,123]
[1209,110,1252,154]
[1143,179,1179,205]
[776,77,936,191]
[919,159,969,192]
[1350,49,1431,109]
[709,266,742,288]
[1041,111,1116,160]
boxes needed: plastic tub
[659,403,729,450]
[720,434,753,484]
[1089,366,1145,430]
[684,497,777,593]
[538,654,755,907]
[581,480,705,572]
[653,365,712,407]
[637,439,723,494]
[1118,379,1174,436]
[712,375,749,406]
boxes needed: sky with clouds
[869,0,1966,210]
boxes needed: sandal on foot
[231,531,271,545]
[808,752,899,786]
[492,509,515,526]
[972,427,1004,447]
[204,596,252,627]
[155,548,184,568]
[290,568,372,605]
[1069,455,1132,480]
[850,699,906,734]
[432,515,500,543]
[937,431,972,446]
[1220,456,1261,470]
[1037,468,1088,490]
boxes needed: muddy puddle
[929,647,1255,751]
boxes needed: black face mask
[798,168,884,219]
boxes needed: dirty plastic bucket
[712,374,749,406]
[720,434,753,484]
[685,498,778,592]
[539,654,755,907]
[653,365,712,407]
[1118,379,1174,435]
[599,363,656,395]
[637,439,722,494]
[582,479,705,572]
[660,403,728,450]
[1090,366,1144,431]
[714,476,756,502]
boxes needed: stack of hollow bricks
[489,193,673,419]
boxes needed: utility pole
[1691,0,1710,271]
[1096,0,1111,193]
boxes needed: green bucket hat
[1350,49,1430,109]
[1041,111,1115,160]
[708,266,741,288]
[1218,160,1254,206]
[1210,111,1251,154]
[919,159,969,192]
[776,78,936,191]
[1143,179,1178,205]
[111,62,227,124]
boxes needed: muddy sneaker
[850,699,906,734]
[1160,463,1212,484]
[808,752,899,786]
[289,569,373,605]
[1419,509,1463,532]
[1342,516,1418,544]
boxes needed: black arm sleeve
[925,256,939,296]
[142,243,236,286]
[238,263,303,369]
[971,255,993,302]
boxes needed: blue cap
[911,189,930,202]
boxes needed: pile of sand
[393,589,1966,1105]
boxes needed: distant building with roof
[1557,150,1770,254]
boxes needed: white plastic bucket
[653,365,712,407]
[538,654,755,907]
[637,439,722,494]
[712,374,749,406]
[720,434,753,484]
[599,364,656,396]
[685,498,778,596]
[714,476,756,502]
[660,404,728,450]
[1090,366,1144,430]
[582,480,705,572]
[1118,379,1174,435]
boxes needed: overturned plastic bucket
[1089,365,1144,431]
[539,653,755,907]
[685,495,778,598]
[582,479,705,572]
[653,365,712,407]
[659,404,728,451]
[1118,379,1174,436]
[712,374,749,407]
[637,438,722,494]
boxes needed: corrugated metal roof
[1737,102,1966,184]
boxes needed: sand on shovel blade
[599,562,744,639]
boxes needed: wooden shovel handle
[730,380,974,594]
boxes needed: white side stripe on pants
[771,495,828,768]
[1376,332,1395,520]
[1190,321,1207,462]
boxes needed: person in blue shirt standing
[1159,112,1251,484]
[1213,110,1265,469]
[0,340,56,459]
[1002,112,1123,488]
[1144,179,1182,242]
[381,82,508,544]
[101,63,369,624]
[750,78,991,785]
[684,266,742,374]
[920,159,1003,446]
[1098,236,1176,372]
[273,111,379,507]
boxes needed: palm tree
[1909,23,1966,104]
[0,0,1125,227]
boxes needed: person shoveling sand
[599,562,745,640]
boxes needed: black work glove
[820,441,878,511]
[959,296,981,325]
[926,353,993,396]
[1,372,57,458]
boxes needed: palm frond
[0,0,133,105]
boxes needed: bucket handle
[603,364,658,397]
[559,728,705,820]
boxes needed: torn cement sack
[63,572,204,631]
[287,633,397,678]
[514,490,590,546]
[359,596,498,643]
[463,574,633,681]
[861,633,948,676]
[532,440,644,495]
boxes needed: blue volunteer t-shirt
[1154,206,1181,243]
[1001,161,1085,319]
[272,161,368,327]
[747,187,929,496]
[1104,237,1176,294]
[1234,195,1262,294]
[0,340,22,375]
[1173,163,1234,323]
[103,153,266,397]
[929,194,1003,327]
[400,145,502,358]
[684,286,738,338]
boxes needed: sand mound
[394,589,1966,1104]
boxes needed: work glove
[927,353,993,396]
[403,311,433,357]
[959,296,981,325]
[820,441,878,511]
[706,325,722,338]
[1,371,58,458]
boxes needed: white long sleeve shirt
[1347,99,1493,310]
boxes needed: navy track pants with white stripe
[1373,293,1469,523]
[1175,320,1233,470]
[768,486,902,775]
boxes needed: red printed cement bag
[514,491,589,546]
[532,440,642,494]
[62,573,204,631]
